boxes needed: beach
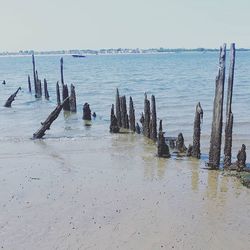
[0,135,249,250]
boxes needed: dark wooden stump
[56,81,61,105]
[69,84,77,112]
[176,133,187,153]
[191,102,203,158]
[236,144,247,172]
[115,88,122,127]
[110,104,120,133]
[44,79,50,100]
[150,95,157,141]
[157,120,170,158]
[135,123,141,134]
[32,54,37,97]
[28,75,32,93]
[143,94,150,138]
[208,44,226,169]
[83,103,91,120]
[33,97,69,139]
[4,87,21,107]
[60,57,64,85]
[224,43,235,169]
[129,96,135,132]
[120,95,129,129]
[62,84,70,111]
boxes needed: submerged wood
[191,102,203,158]
[150,95,157,141]
[4,87,21,107]
[110,104,119,133]
[69,84,77,112]
[157,120,170,158]
[28,75,31,92]
[44,79,49,100]
[62,84,70,111]
[120,95,129,129]
[143,94,150,138]
[176,133,187,153]
[208,44,226,169]
[33,97,69,139]
[115,88,122,127]
[60,57,64,85]
[224,43,236,169]
[56,81,61,105]
[83,103,91,120]
[129,96,135,132]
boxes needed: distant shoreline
[0,48,250,57]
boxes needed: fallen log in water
[224,43,235,169]
[208,44,226,169]
[4,87,21,107]
[33,97,69,139]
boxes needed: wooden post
[129,96,135,132]
[44,79,49,100]
[135,123,141,134]
[236,144,246,172]
[120,95,129,129]
[157,120,170,158]
[224,43,235,168]
[83,103,91,120]
[32,54,37,96]
[28,75,32,93]
[69,84,77,112]
[60,57,64,85]
[33,97,69,139]
[110,104,120,133]
[36,79,42,98]
[150,95,157,141]
[208,44,226,169]
[56,81,61,105]
[143,94,151,138]
[4,87,21,107]
[115,88,122,127]
[176,133,187,153]
[191,102,203,158]
[62,84,70,111]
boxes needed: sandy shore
[0,134,249,250]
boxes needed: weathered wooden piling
[4,87,21,107]
[224,43,235,168]
[60,57,64,85]
[110,104,120,133]
[157,120,170,158]
[36,79,42,98]
[236,144,247,172]
[44,79,49,100]
[115,88,122,127]
[28,75,31,92]
[150,95,157,141]
[191,102,203,159]
[32,54,37,95]
[62,84,70,111]
[135,123,141,134]
[176,133,187,153]
[143,94,151,138]
[83,103,91,120]
[129,96,135,132]
[69,84,77,112]
[208,44,226,169]
[120,95,129,129]
[33,97,69,139]
[56,81,61,105]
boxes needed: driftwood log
[56,81,61,105]
[69,84,77,112]
[4,87,21,107]
[208,44,226,169]
[129,96,135,132]
[110,104,119,133]
[33,97,69,139]
[224,43,235,168]
[44,79,49,100]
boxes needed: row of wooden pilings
[110,43,247,171]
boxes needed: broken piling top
[208,44,227,169]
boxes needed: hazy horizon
[1,0,250,51]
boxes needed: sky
[0,0,250,51]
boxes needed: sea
[0,52,250,159]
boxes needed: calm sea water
[0,52,250,157]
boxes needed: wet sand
[0,135,249,250]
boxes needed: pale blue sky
[0,0,250,51]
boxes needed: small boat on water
[72,54,86,58]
